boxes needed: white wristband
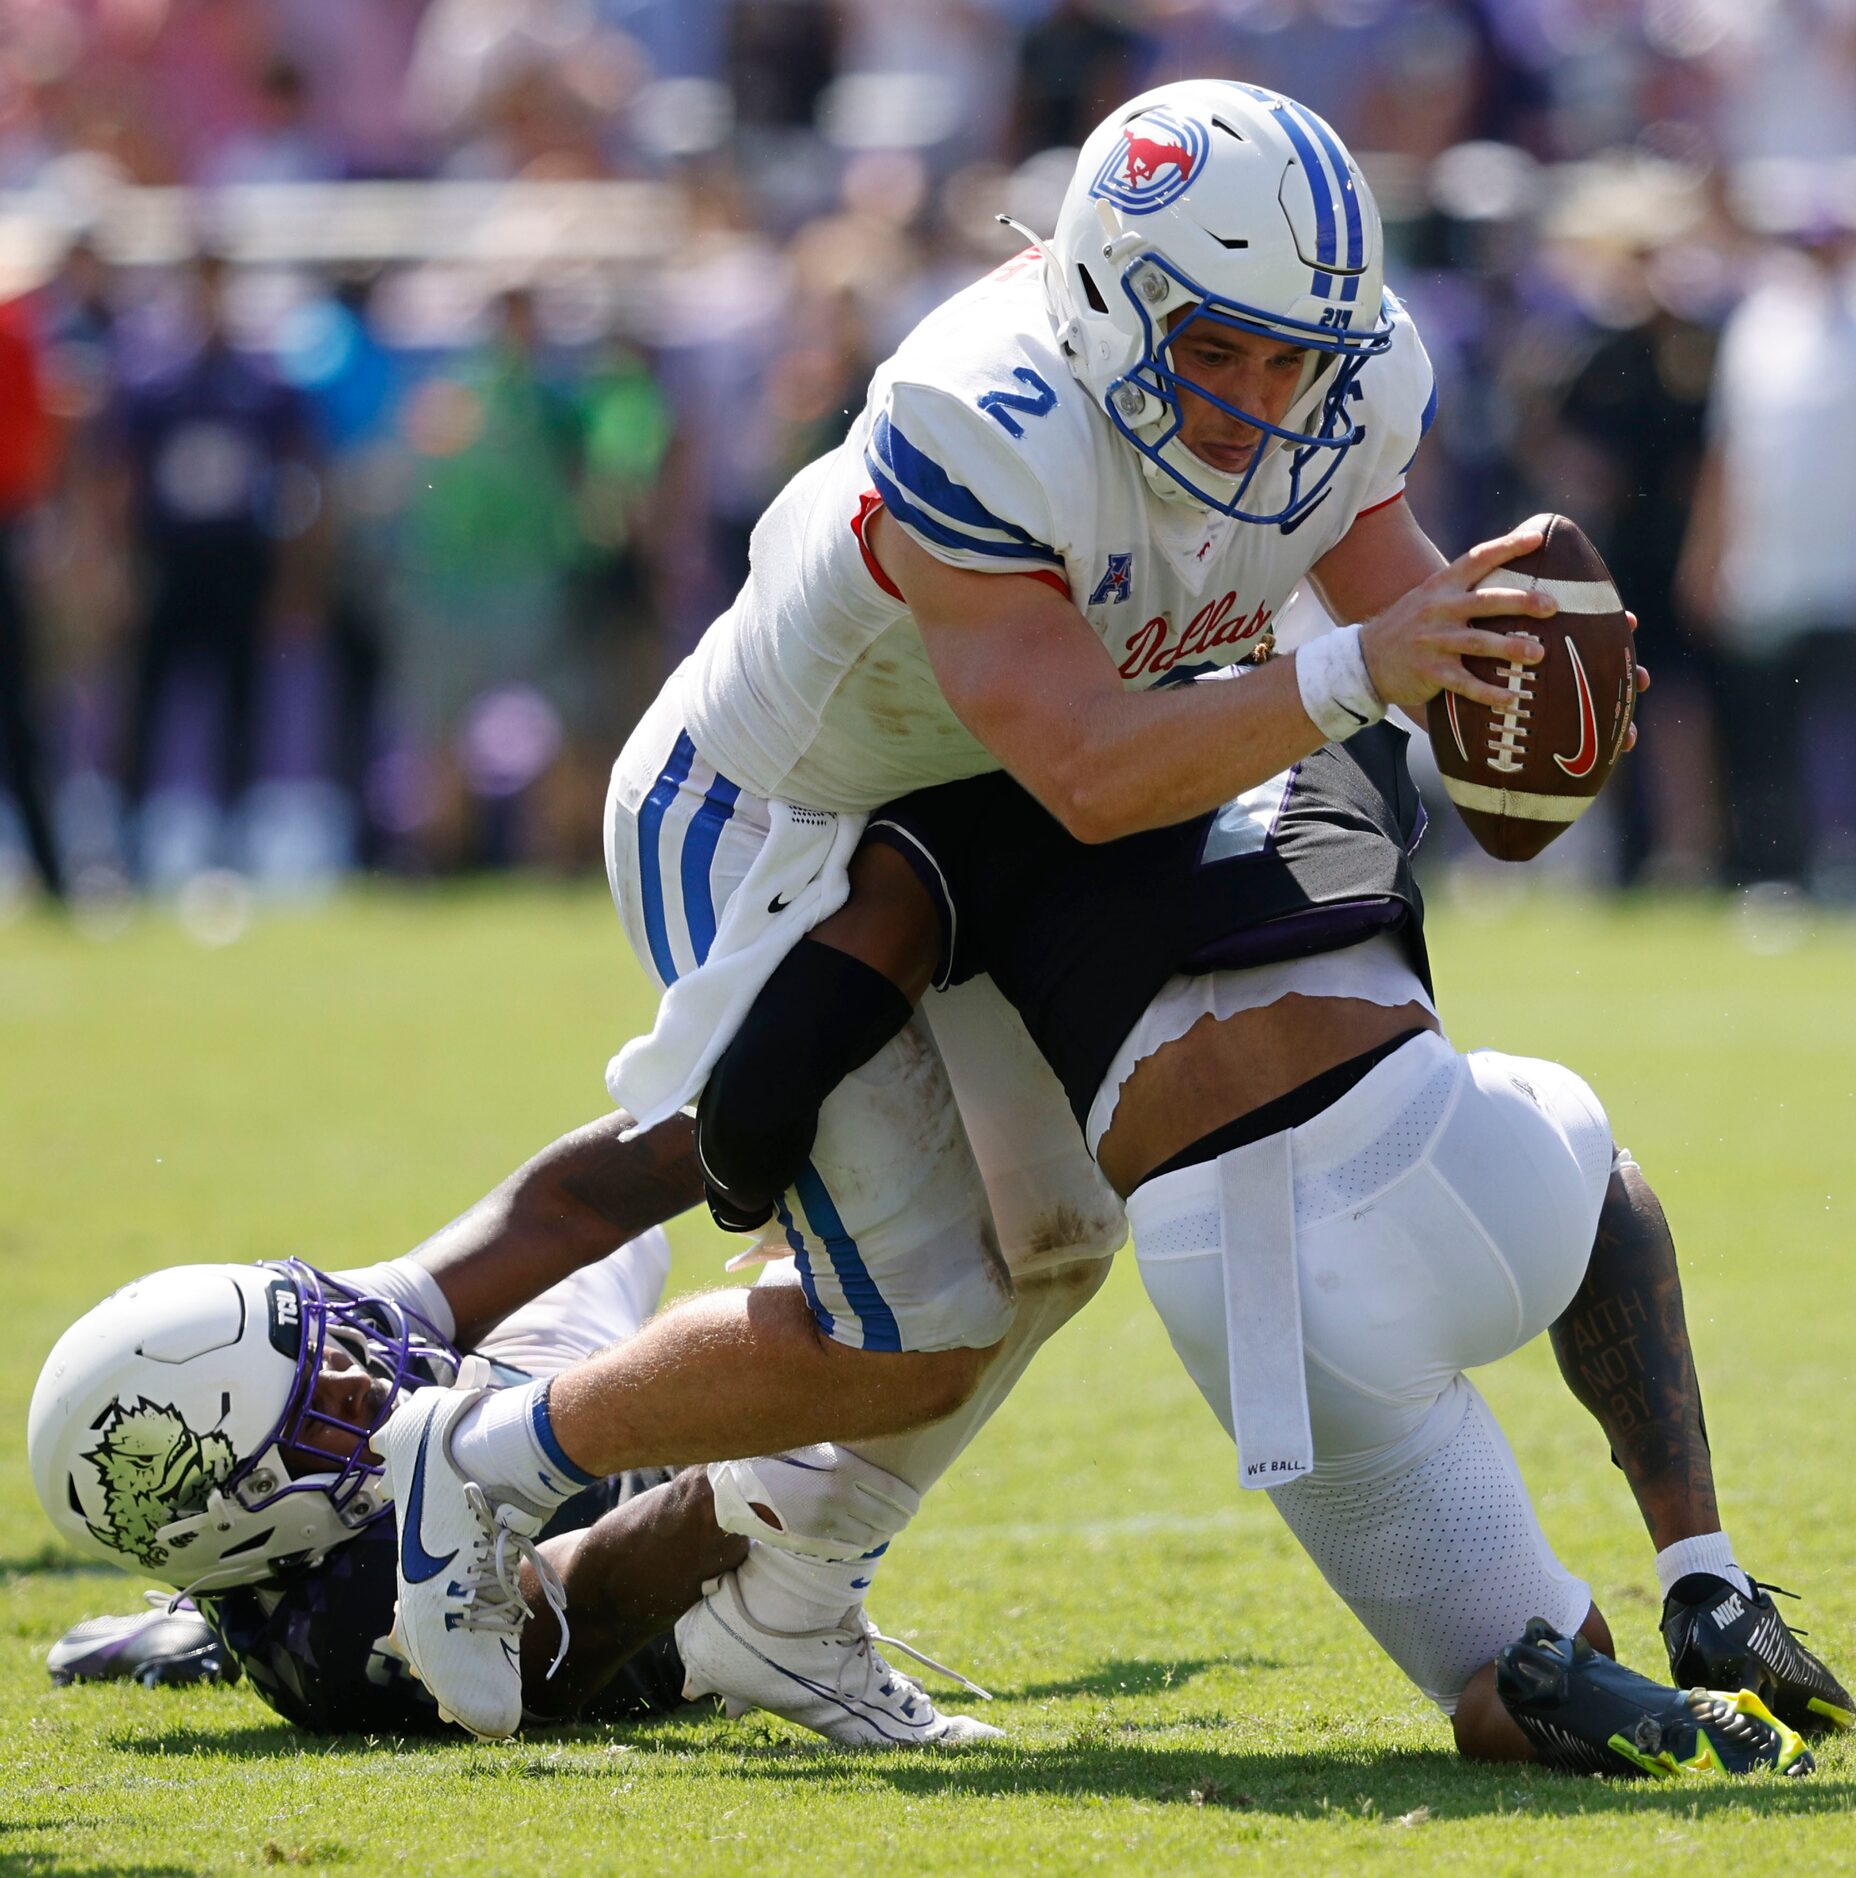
[1294,623,1385,741]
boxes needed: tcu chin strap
[1041,77,1396,525]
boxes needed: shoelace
[1737,1577,1827,1653]
[837,1609,992,1708]
[1752,1579,1812,1638]
[454,1483,573,1681]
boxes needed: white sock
[1656,1531,1752,1599]
[446,1381,598,1521]
[734,1539,887,1635]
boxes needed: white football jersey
[676,250,1437,812]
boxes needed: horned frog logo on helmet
[81,1398,238,1569]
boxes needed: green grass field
[4,881,1855,1874]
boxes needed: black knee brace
[695,938,914,1232]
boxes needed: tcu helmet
[28,1261,455,1593]
[1045,79,1395,523]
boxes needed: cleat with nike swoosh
[1497,1618,1813,1779]
[675,1570,1002,1748]
[1663,1574,1855,1737]
[377,1386,569,1740]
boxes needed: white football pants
[1129,1030,1614,1710]
[607,692,1126,1355]
[474,1230,671,1378]
[611,698,1125,1590]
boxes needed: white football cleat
[376,1386,568,1740]
[675,1569,1002,1748]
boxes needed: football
[1425,512,1637,862]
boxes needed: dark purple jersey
[868,720,1431,1125]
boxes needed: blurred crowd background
[2,0,1856,915]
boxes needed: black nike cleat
[1496,1617,1813,1779]
[1663,1572,1854,1736]
[48,1597,239,1690]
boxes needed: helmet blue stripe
[1288,100,1363,271]
[1244,88,1335,296]
[1285,99,1364,301]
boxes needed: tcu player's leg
[1547,1153,1853,1732]
[1550,1166,1716,1562]
[1122,1015,1808,1772]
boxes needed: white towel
[606,801,867,1137]
[1218,1132,1315,1490]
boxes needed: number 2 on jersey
[978,368,1056,438]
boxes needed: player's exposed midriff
[1096,993,1443,1197]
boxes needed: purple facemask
[231,1260,459,1524]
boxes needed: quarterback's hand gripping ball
[1426,512,1636,861]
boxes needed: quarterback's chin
[1188,440,1258,477]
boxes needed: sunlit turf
[4,878,1855,1873]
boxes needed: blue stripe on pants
[636,731,696,985]
[679,770,741,967]
[793,1162,902,1353]
[775,1196,834,1340]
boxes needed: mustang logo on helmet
[1090,109,1207,215]
[81,1398,237,1569]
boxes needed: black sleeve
[696,939,913,1228]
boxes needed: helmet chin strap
[1142,442,1227,510]
[155,1491,239,1605]
[1094,197,1146,268]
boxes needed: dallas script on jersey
[1116,591,1273,679]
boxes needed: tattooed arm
[406,1112,704,1350]
[1549,1157,1718,1551]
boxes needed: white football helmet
[1045,79,1395,523]
[28,1260,455,1594]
